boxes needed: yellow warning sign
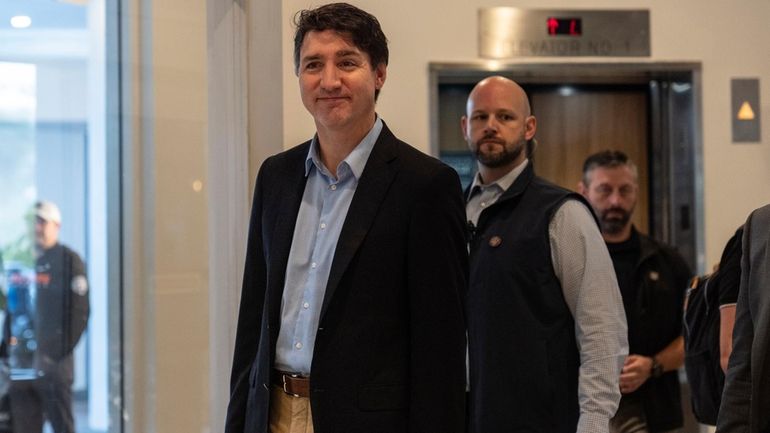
[737,101,756,120]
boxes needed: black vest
[468,164,590,433]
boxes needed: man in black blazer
[224,3,468,433]
[717,203,770,433]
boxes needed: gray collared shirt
[467,159,628,433]
[274,117,383,375]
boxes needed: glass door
[0,1,121,432]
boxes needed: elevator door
[528,85,650,234]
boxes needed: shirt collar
[304,117,383,180]
[469,158,529,196]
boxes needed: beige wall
[151,0,210,426]
[123,0,209,431]
[281,0,770,270]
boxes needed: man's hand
[619,354,653,394]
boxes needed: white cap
[35,200,62,224]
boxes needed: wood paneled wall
[530,87,649,233]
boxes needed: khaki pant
[269,386,314,433]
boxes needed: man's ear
[524,115,537,140]
[460,116,468,139]
[577,181,587,196]
[374,63,387,90]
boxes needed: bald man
[463,76,628,433]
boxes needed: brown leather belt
[273,370,310,398]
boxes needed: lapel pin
[649,271,660,281]
[489,236,502,248]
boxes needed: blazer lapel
[319,124,399,319]
[266,144,310,326]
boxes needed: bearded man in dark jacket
[579,151,691,433]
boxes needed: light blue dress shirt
[274,117,383,375]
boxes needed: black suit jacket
[225,123,468,433]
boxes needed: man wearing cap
[7,200,89,433]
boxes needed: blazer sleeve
[716,211,756,433]
[224,159,271,433]
[406,164,468,433]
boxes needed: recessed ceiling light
[10,15,32,29]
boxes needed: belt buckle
[281,373,301,398]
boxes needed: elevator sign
[479,8,650,58]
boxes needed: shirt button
[330,184,337,191]
[303,302,310,309]
[481,202,487,207]
[320,223,327,230]
[311,262,317,269]
[295,342,303,349]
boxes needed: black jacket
[614,230,691,432]
[1,243,90,382]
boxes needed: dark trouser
[610,396,682,433]
[8,374,74,433]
